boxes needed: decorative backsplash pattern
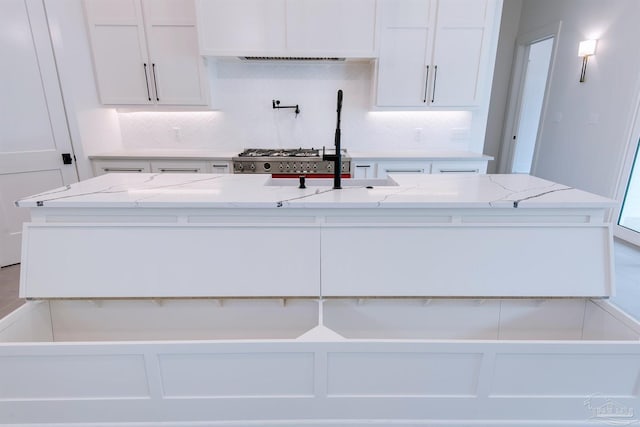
[118,61,473,153]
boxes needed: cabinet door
[375,0,434,107]
[285,0,376,57]
[352,162,375,179]
[429,0,490,106]
[142,0,209,105]
[195,0,285,55]
[84,0,153,104]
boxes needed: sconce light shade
[578,39,597,83]
[578,39,597,57]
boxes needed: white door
[617,140,640,245]
[499,22,560,174]
[0,0,78,267]
[509,37,554,173]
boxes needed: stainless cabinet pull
[423,65,430,103]
[151,63,159,101]
[431,65,438,103]
[143,63,151,101]
[212,164,229,168]
[159,168,200,173]
[385,169,424,173]
[104,168,144,173]
[356,165,371,168]
[438,169,479,174]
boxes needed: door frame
[613,81,640,247]
[498,21,562,174]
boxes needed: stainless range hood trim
[239,56,346,62]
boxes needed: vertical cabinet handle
[143,63,151,101]
[423,65,430,103]
[151,63,159,101]
[431,65,438,103]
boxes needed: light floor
[1,239,640,321]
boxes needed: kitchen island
[2,173,638,426]
[17,172,615,298]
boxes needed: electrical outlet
[451,128,470,140]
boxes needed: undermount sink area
[264,176,399,187]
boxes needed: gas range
[232,148,351,176]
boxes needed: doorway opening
[618,140,640,242]
[499,22,561,175]
[510,37,554,173]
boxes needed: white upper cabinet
[375,0,500,108]
[195,0,376,57]
[84,0,209,106]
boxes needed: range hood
[239,56,346,62]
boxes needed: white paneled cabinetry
[375,0,499,107]
[92,159,230,175]
[84,0,209,105]
[195,0,376,57]
[352,159,488,178]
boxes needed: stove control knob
[249,163,256,171]
[279,163,284,170]
[327,163,333,171]
[236,163,244,171]
[263,162,271,171]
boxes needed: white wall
[483,0,523,173]
[516,0,640,197]
[44,0,122,179]
[117,60,474,153]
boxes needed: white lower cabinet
[351,162,375,179]
[352,159,489,178]
[1,297,639,425]
[93,159,233,176]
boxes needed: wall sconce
[578,39,597,82]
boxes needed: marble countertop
[88,150,492,161]
[88,150,239,160]
[16,173,616,209]
[348,150,493,161]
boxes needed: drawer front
[92,160,151,176]
[376,160,432,177]
[431,160,487,174]
[210,161,231,174]
[150,160,211,173]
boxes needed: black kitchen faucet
[322,89,343,189]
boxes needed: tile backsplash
[117,60,474,153]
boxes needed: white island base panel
[1,298,639,426]
[19,211,614,298]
